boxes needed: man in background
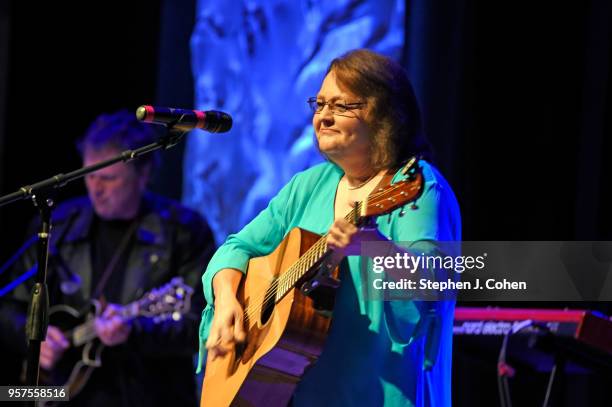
[0,110,214,406]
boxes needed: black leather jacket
[0,192,215,406]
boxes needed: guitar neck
[261,159,423,308]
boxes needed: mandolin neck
[70,302,140,347]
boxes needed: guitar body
[201,227,336,407]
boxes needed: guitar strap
[91,219,139,301]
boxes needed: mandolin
[38,277,193,407]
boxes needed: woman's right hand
[205,269,247,360]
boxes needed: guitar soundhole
[260,283,277,325]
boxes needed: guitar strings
[264,179,411,300]
[242,210,350,323]
[242,202,358,322]
[242,180,413,323]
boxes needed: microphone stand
[0,125,185,393]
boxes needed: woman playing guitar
[199,49,461,407]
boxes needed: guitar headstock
[361,159,424,218]
[136,277,194,322]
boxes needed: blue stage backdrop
[183,0,405,245]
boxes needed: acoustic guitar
[38,277,193,406]
[201,159,424,406]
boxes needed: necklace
[346,172,377,190]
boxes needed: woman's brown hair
[327,49,431,170]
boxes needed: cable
[542,362,557,407]
[497,319,534,407]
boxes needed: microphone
[136,105,233,133]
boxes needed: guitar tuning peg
[401,156,417,175]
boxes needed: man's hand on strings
[94,303,132,346]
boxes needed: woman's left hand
[326,218,388,257]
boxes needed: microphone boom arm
[0,129,186,207]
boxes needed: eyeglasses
[307,97,366,115]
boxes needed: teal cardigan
[198,161,461,407]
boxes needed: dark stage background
[0,1,611,405]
